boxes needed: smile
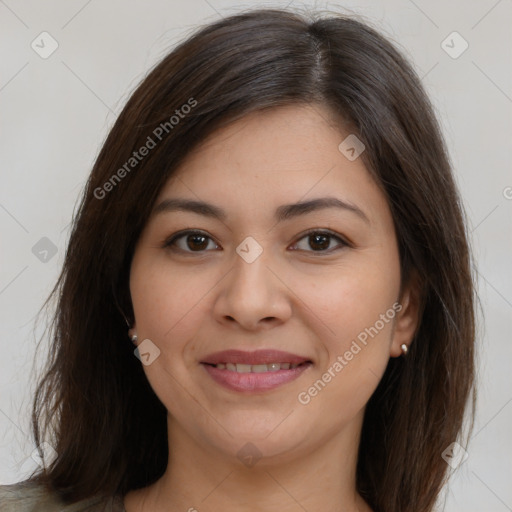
[201,361,313,392]
[206,362,306,372]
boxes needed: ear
[390,268,423,358]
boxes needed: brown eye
[184,233,209,251]
[163,229,349,256]
[308,233,330,251]
[164,230,219,253]
[292,230,349,253]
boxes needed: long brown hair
[22,7,476,512]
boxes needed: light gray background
[1,0,511,510]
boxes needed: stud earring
[128,329,138,345]
[401,343,408,356]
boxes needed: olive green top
[0,481,126,512]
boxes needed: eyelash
[162,228,351,256]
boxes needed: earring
[128,329,138,345]
[401,344,408,356]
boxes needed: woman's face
[129,103,418,464]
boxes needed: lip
[201,361,313,392]
[200,349,311,366]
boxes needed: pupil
[188,234,208,251]
[310,233,329,251]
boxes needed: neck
[126,410,373,512]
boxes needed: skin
[124,103,420,512]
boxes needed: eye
[163,230,220,253]
[163,228,350,255]
[291,229,350,254]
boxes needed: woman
[0,6,476,512]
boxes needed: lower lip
[201,362,313,392]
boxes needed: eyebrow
[152,196,370,225]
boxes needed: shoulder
[0,480,125,512]
[0,480,62,512]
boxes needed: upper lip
[200,349,312,365]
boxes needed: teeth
[213,362,304,372]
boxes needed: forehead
[173,104,350,177]
[154,104,388,227]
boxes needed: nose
[212,243,292,331]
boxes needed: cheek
[295,263,400,421]
[130,258,214,350]
[303,256,401,346]
[129,260,205,408]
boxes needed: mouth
[201,361,312,372]
[200,349,312,366]
[199,349,313,392]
